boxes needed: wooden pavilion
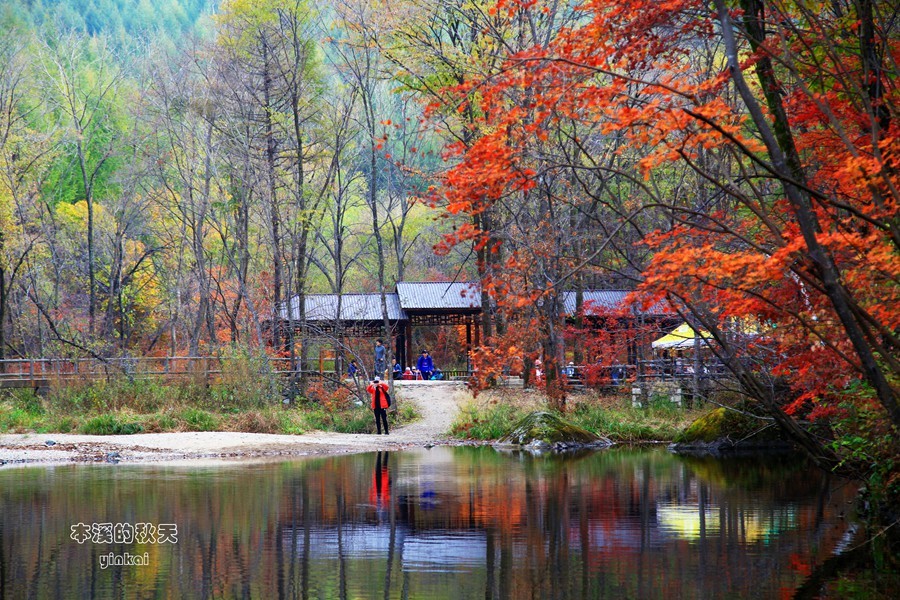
[274,282,672,372]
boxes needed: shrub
[177,408,219,432]
[228,410,281,434]
[6,389,45,416]
[210,347,278,409]
[80,414,143,435]
[278,411,308,435]
[451,403,525,439]
[32,415,75,434]
[0,407,35,432]
[143,413,177,433]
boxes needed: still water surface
[1,446,857,599]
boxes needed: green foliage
[828,390,900,514]
[451,403,524,440]
[0,0,214,43]
[277,411,308,435]
[0,407,38,431]
[5,389,46,416]
[79,413,143,434]
[37,416,76,433]
[177,407,219,431]
[570,404,662,442]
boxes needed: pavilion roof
[395,281,481,311]
[278,284,668,323]
[281,293,406,322]
[561,290,669,316]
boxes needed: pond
[1,446,858,599]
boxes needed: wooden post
[466,320,472,371]
[405,321,412,370]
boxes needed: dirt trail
[0,381,473,466]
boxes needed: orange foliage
[433,0,898,426]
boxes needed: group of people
[393,351,443,381]
[347,341,443,381]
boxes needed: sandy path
[0,381,473,466]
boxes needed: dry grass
[452,388,708,442]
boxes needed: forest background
[0,0,898,512]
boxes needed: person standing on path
[366,376,390,435]
[374,339,386,378]
[416,350,434,381]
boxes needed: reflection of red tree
[788,553,812,577]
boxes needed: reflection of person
[416,350,434,380]
[366,376,390,435]
[369,451,391,509]
[374,339,386,377]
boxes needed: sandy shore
[0,381,474,467]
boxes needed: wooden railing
[0,357,316,389]
[0,357,731,391]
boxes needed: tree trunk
[262,39,284,351]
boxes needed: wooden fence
[0,356,729,392]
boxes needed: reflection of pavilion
[281,505,801,573]
[282,525,488,572]
[656,504,798,544]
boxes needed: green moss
[675,407,777,443]
[499,411,605,446]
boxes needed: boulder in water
[670,407,795,457]
[497,411,611,451]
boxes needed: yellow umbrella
[652,323,711,349]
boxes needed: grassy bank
[0,377,418,436]
[450,389,707,442]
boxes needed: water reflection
[0,447,857,599]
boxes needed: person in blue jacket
[374,339,386,377]
[416,350,434,380]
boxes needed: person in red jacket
[366,377,390,435]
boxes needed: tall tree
[40,32,124,338]
[0,30,49,363]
